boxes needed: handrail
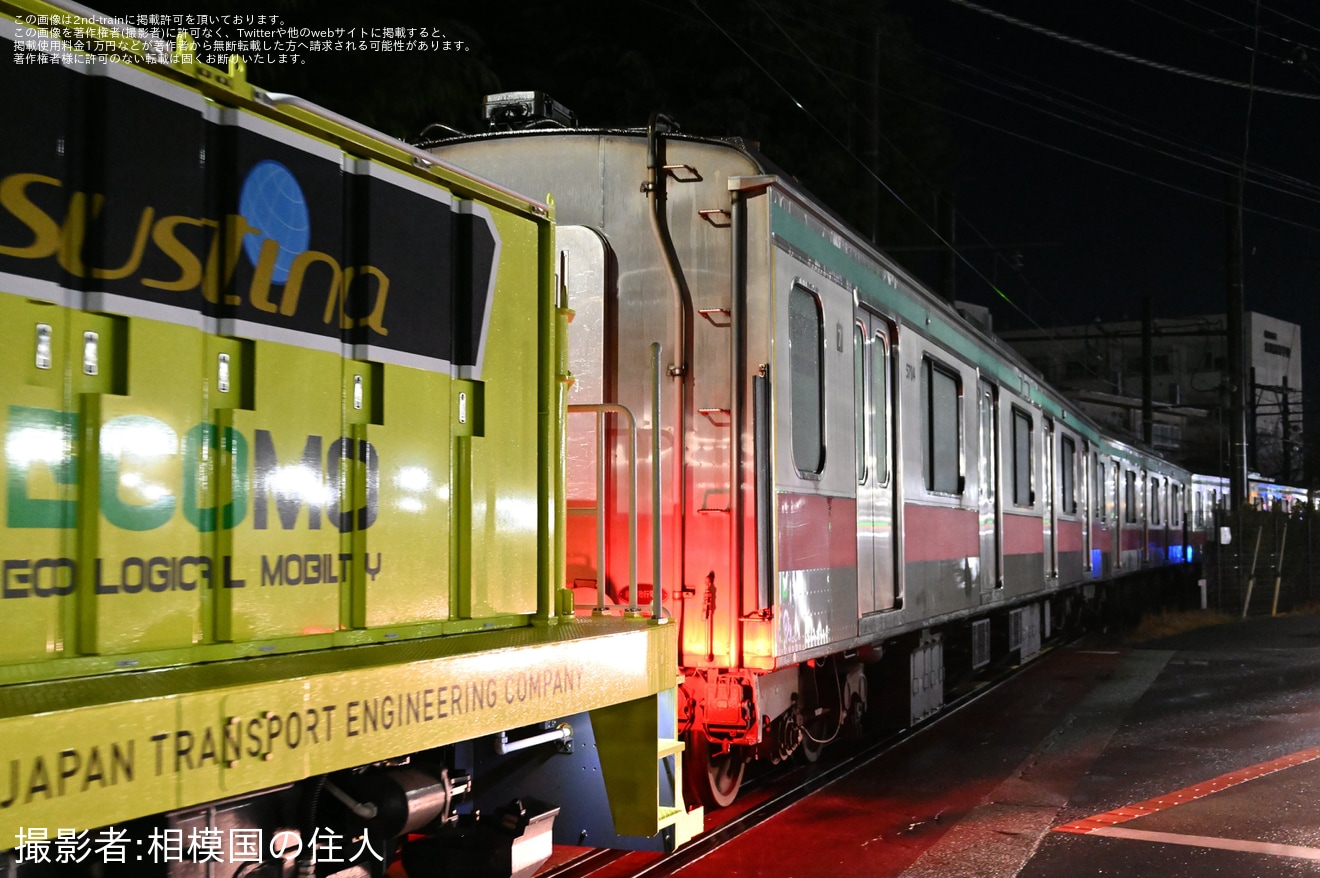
[567,403,638,614]
[651,343,664,622]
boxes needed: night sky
[83,0,1320,333]
[77,0,1320,453]
[894,0,1320,342]
[893,0,1320,481]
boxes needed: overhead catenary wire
[642,0,1085,342]
[931,69,1320,208]
[688,0,1320,399]
[741,3,1320,206]
[942,0,1320,100]
[686,1,1146,394]
[890,76,1320,237]
[687,0,1060,339]
[1241,0,1320,40]
[686,2,1320,237]
[681,0,1318,398]
[1135,0,1320,61]
[652,0,1320,214]
[742,0,1062,309]
[1122,0,1277,57]
[920,47,1320,206]
[740,1,1175,346]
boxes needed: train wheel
[706,748,745,807]
[796,730,822,763]
[689,733,745,807]
[846,693,866,737]
[796,716,827,764]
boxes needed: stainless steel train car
[430,98,1214,807]
[1247,478,1310,512]
[1186,473,1309,560]
[0,4,701,874]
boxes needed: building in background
[995,312,1303,485]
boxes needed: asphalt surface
[672,613,1320,877]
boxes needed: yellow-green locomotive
[0,0,699,872]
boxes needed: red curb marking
[1054,744,1320,835]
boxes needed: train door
[559,226,617,604]
[1141,468,1150,564]
[1082,440,1092,573]
[1114,464,1124,570]
[1043,418,1058,579]
[1152,476,1167,561]
[1173,481,1186,561]
[1092,452,1112,577]
[977,379,1002,592]
[854,309,897,614]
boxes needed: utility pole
[1225,174,1249,508]
[1142,297,1153,446]
[1249,367,1258,473]
[1282,377,1292,482]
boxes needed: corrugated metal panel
[909,633,944,725]
[972,619,991,669]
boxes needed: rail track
[543,641,1060,878]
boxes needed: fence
[1204,507,1320,616]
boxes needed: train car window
[1150,477,1162,525]
[1109,465,1118,522]
[1124,470,1137,523]
[978,384,994,506]
[1060,436,1076,514]
[1171,484,1181,525]
[873,331,890,485]
[923,358,962,494]
[1194,489,1204,527]
[789,286,824,476]
[854,323,866,483]
[1094,459,1106,520]
[1011,408,1033,507]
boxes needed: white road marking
[1085,827,1320,861]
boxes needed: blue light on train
[1090,549,1103,571]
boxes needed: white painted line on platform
[1085,827,1320,861]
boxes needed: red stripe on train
[1057,519,1084,552]
[904,503,978,562]
[777,493,858,572]
[1091,524,1112,553]
[1003,512,1043,556]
